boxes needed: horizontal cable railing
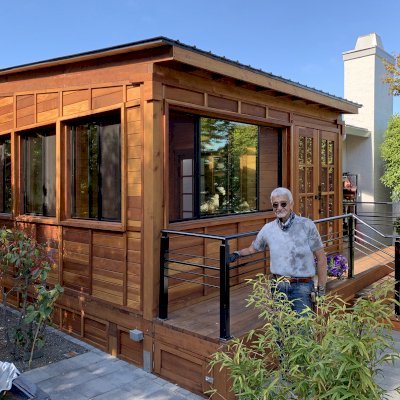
[160,214,400,340]
[344,200,399,233]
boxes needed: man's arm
[236,244,258,257]
[314,247,327,292]
[229,244,258,262]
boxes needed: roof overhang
[345,124,370,138]
[0,36,360,115]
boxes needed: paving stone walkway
[21,334,203,400]
[19,328,400,399]
[376,329,400,399]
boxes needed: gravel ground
[0,306,88,373]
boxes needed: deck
[158,245,397,342]
[153,244,398,398]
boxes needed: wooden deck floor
[160,245,397,343]
[162,283,258,342]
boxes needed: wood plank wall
[0,82,144,360]
[0,84,129,134]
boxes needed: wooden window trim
[168,110,283,223]
[0,136,12,214]
[16,215,57,225]
[62,108,124,224]
[19,126,56,217]
[60,218,124,232]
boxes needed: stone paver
[377,329,400,398]
[19,327,400,399]
[21,340,203,400]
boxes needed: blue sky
[1,0,399,112]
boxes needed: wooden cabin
[0,37,360,397]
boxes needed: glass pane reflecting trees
[200,118,258,215]
[70,113,121,221]
[169,111,280,221]
[0,137,11,213]
[23,129,56,216]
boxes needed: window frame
[68,110,122,223]
[0,135,12,214]
[22,127,56,217]
[169,110,282,223]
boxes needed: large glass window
[23,128,56,216]
[169,112,281,221]
[0,136,11,213]
[70,112,121,221]
[200,118,258,215]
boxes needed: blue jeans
[276,280,314,314]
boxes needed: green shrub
[394,217,400,235]
[210,275,400,399]
[0,228,63,367]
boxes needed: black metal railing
[159,213,400,340]
[343,200,399,235]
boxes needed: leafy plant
[381,115,400,201]
[394,217,400,235]
[0,228,63,367]
[384,54,400,96]
[209,275,400,399]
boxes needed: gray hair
[270,187,293,204]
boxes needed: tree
[381,115,400,200]
[384,54,400,96]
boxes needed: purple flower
[327,254,349,278]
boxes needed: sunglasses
[272,201,288,209]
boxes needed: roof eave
[0,36,360,114]
[0,37,171,76]
[171,46,359,114]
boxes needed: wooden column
[142,79,164,321]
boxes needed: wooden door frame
[292,126,341,224]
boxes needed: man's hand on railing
[228,251,240,263]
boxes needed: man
[230,187,327,313]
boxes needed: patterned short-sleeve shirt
[252,214,323,277]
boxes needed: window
[70,112,121,221]
[23,128,56,216]
[169,111,281,221]
[0,136,11,213]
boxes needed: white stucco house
[342,33,395,233]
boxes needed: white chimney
[342,33,394,203]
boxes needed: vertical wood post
[219,240,231,340]
[143,79,164,322]
[159,233,169,319]
[348,215,354,279]
[395,240,400,316]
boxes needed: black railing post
[348,215,355,279]
[159,232,169,319]
[219,239,231,340]
[395,239,400,316]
